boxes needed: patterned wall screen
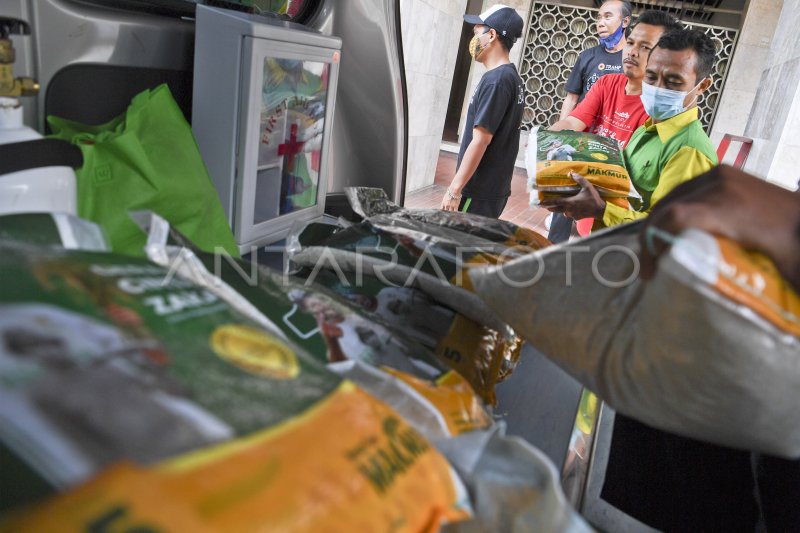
[520,2,739,133]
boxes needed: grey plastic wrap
[470,223,800,458]
[328,366,593,532]
[287,219,516,338]
[438,426,593,533]
[346,186,551,253]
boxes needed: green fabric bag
[48,84,239,258]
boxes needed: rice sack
[532,130,641,209]
[0,240,471,531]
[288,219,516,341]
[470,223,800,458]
[346,186,551,253]
[297,266,522,405]
[137,214,493,431]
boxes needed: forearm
[550,116,588,132]
[759,196,800,293]
[449,138,490,194]
[559,93,579,121]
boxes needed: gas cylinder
[0,16,77,215]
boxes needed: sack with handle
[48,84,238,258]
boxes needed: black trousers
[601,414,800,532]
[458,195,509,219]
[547,211,574,243]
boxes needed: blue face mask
[599,22,625,50]
[640,80,702,122]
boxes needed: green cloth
[48,84,239,258]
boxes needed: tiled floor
[404,150,551,237]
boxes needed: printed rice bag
[137,213,493,428]
[0,240,471,530]
[298,266,522,405]
[0,464,214,532]
[530,130,641,209]
[470,223,800,457]
[287,219,518,338]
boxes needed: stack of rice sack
[137,214,491,437]
[526,130,641,210]
[0,212,590,532]
[0,220,470,531]
[287,187,553,404]
[470,222,800,458]
[293,267,519,408]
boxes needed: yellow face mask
[469,30,490,60]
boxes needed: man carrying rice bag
[545,10,682,243]
[542,28,718,229]
[609,166,800,531]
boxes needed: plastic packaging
[528,130,641,209]
[136,212,493,431]
[346,186,551,253]
[438,426,593,533]
[0,239,471,530]
[288,219,516,337]
[299,266,521,405]
[470,223,800,457]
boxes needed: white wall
[739,0,800,189]
[400,0,468,192]
[709,0,782,147]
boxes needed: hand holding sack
[470,223,800,458]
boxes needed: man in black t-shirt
[440,4,525,219]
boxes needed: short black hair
[497,33,514,52]
[626,10,683,38]
[600,0,633,20]
[654,28,717,82]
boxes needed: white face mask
[640,79,704,121]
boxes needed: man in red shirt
[546,10,682,242]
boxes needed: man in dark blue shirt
[561,0,632,119]
[441,5,525,219]
[549,0,632,242]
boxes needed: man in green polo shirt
[542,28,744,531]
[541,28,718,228]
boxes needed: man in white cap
[441,4,525,219]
